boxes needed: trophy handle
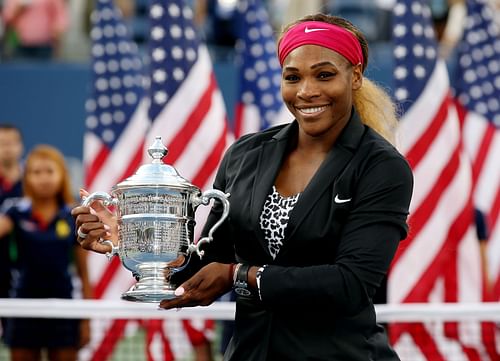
[81,191,120,259]
[189,190,230,258]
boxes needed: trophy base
[121,282,177,302]
[121,289,176,302]
[120,262,183,302]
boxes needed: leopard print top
[259,185,301,259]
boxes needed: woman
[73,14,413,360]
[0,145,91,361]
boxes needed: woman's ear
[352,63,363,90]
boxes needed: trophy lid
[114,136,199,191]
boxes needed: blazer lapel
[284,111,366,242]
[250,123,296,250]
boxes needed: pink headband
[278,21,364,67]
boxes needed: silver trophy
[82,136,230,302]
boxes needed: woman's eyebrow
[283,61,338,72]
[310,61,337,69]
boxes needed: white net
[0,299,499,360]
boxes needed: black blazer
[192,110,414,361]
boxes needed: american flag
[83,0,149,308]
[233,0,292,138]
[454,2,500,357]
[142,1,231,355]
[145,0,231,190]
[81,0,150,359]
[84,0,149,194]
[81,0,229,360]
[454,0,500,304]
[388,0,490,359]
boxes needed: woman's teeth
[299,106,326,114]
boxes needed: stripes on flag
[233,0,292,138]
[389,0,489,359]
[453,0,500,303]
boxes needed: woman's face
[281,44,362,139]
[26,157,63,200]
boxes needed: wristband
[228,263,236,284]
[255,266,266,300]
[233,263,241,284]
[233,263,251,297]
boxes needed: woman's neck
[31,197,59,222]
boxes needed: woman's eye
[284,74,299,82]
[318,72,334,79]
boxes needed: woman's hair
[23,144,75,205]
[278,13,399,145]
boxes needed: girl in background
[0,144,91,361]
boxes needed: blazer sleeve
[259,155,414,315]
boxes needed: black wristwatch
[233,263,252,297]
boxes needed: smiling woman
[280,45,361,145]
[278,13,399,145]
[72,13,414,361]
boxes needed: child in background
[0,144,91,361]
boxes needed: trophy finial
[148,136,168,163]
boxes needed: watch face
[234,287,252,297]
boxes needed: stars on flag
[392,0,439,109]
[85,0,144,147]
[148,1,198,117]
[235,0,284,133]
[455,0,500,126]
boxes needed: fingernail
[174,287,185,296]
[103,224,111,230]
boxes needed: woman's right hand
[71,189,118,254]
[159,262,234,309]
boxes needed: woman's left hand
[159,262,233,309]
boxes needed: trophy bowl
[82,137,230,302]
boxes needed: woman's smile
[295,105,329,116]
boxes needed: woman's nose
[297,80,319,99]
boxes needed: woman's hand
[71,189,118,254]
[159,262,233,309]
